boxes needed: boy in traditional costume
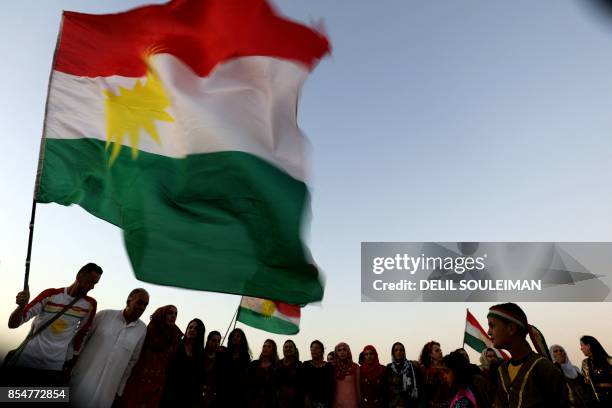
[486,303,569,407]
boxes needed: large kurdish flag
[36,0,329,303]
[237,296,300,335]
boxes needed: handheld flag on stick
[463,309,510,361]
[35,0,329,304]
[237,296,300,335]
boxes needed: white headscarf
[550,344,580,379]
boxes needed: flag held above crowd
[35,0,330,304]
[463,309,510,361]
[237,296,301,335]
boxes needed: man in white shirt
[69,288,149,408]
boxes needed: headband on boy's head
[487,304,528,330]
[487,304,553,360]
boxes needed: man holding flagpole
[2,263,102,386]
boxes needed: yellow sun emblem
[260,300,276,317]
[103,59,174,164]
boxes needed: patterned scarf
[360,345,385,381]
[390,358,418,399]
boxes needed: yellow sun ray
[104,58,174,164]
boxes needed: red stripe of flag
[56,0,330,78]
[467,310,490,338]
[273,301,300,318]
[467,310,510,361]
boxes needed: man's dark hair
[489,302,529,336]
[127,288,148,300]
[77,262,103,277]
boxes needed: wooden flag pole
[222,305,240,346]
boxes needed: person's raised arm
[8,290,30,328]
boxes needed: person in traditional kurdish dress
[200,330,222,407]
[277,339,304,408]
[487,303,569,408]
[303,340,335,408]
[580,335,612,407]
[419,341,452,408]
[161,318,206,407]
[385,342,420,407]
[247,339,279,408]
[333,342,360,408]
[359,345,386,407]
[217,328,252,407]
[119,305,182,408]
[550,344,595,408]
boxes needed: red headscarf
[334,342,357,380]
[360,345,385,381]
[144,305,183,352]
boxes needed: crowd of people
[1,263,611,408]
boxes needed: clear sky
[1,0,612,366]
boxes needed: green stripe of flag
[37,138,322,303]
[237,307,299,334]
[464,332,488,353]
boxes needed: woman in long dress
[200,330,222,407]
[550,344,595,408]
[161,318,206,407]
[247,339,279,408]
[419,341,452,408]
[120,305,183,408]
[333,342,360,408]
[359,345,386,407]
[277,339,304,408]
[580,335,612,407]
[385,342,420,407]
[217,328,252,406]
[303,340,335,408]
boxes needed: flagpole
[222,305,240,346]
[462,308,469,348]
[23,199,38,291]
[23,16,64,292]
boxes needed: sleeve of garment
[493,365,507,408]
[327,363,336,403]
[354,364,361,401]
[540,359,570,408]
[20,288,57,324]
[72,297,97,355]
[117,327,146,397]
[67,308,105,360]
[581,359,589,380]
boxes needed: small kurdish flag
[237,296,300,335]
[464,310,510,361]
[36,0,329,303]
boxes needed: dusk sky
[1,0,612,366]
